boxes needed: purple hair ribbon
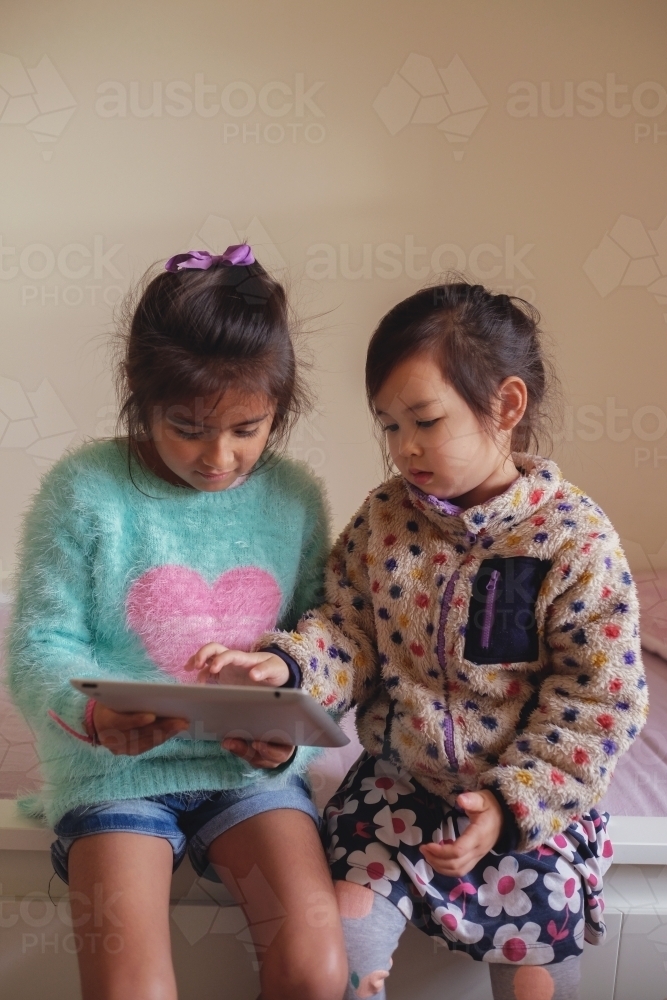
[164,244,255,272]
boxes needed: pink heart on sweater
[126,565,282,681]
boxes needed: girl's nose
[398,430,420,458]
[202,435,234,471]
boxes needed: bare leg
[68,832,176,1000]
[208,809,348,1000]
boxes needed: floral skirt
[323,753,613,965]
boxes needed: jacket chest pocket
[463,557,552,665]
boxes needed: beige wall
[1,0,666,590]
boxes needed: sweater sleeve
[280,476,331,630]
[480,537,647,850]
[6,461,102,740]
[260,499,379,717]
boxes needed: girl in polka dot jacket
[194,282,647,1000]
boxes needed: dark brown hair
[365,281,559,454]
[115,258,310,473]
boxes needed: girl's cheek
[429,428,484,462]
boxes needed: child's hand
[93,703,189,756]
[221,737,296,770]
[420,790,504,877]
[185,644,290,687]
[185,644,295,769]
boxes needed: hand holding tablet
[71,644,349,755]
[184,642,290,687]
[182,643,299,765]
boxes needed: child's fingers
[186,643,229,672]
[222,737,294,769]
[456,791,487,814]
[206,650,259,675]
[421,826,484,863]
[100,718,189,755]
[420,838,475,863]
[248,660,289,686]
[420,840,481,876]
[251,740,294,763]
[197,652,231,680]
[424,853,478,877]
[195,652,246,683]
[95,705,157,730]
[222,737,252,758]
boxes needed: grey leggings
[341,890,581,1000]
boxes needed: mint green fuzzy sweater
[6,440,329,826]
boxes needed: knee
[262,938,348,1000]
[82,972,176,1000]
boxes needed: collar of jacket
[404,453,563,541]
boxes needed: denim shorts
[51,774,319,884]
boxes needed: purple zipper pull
[481,569,501,649]
[436,570,460,771]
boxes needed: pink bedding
[597,649,667,817]
[1,603,665,817]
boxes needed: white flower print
[431,815,456,846]
[327,834,346,863]
[431,813,470,848]
[574,855,603,893]
[546,831,576,862]
[397,895,413,920]
[543,857,582,913]
[360,759,415,805]
[397,852,443,900]
[432,903,484,944]
[584,894,604,932]
[573,917,585,948]
[326,798,358,835]
[374,805,423,848]
[483,923,555,965]
[478,856,537,918]
[346,843,401,897]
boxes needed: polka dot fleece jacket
[262,454,647,852]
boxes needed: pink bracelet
[47,709,93,743]
[47,700,100,746]
[84,699,99,745]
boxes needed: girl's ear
[497,376,528,432]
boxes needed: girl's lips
[409,469,432,484]
[196,469,235,481]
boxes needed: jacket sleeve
[261,499,380,717]
[6,461,101,741]
[480,537,647,851]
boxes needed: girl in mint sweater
[7,245,347,1000]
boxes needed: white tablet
[70,678,350,748]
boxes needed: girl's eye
[416,418,440,428]
[174,428,203,440]
[235,427,260,438]
[382,423,399,433]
